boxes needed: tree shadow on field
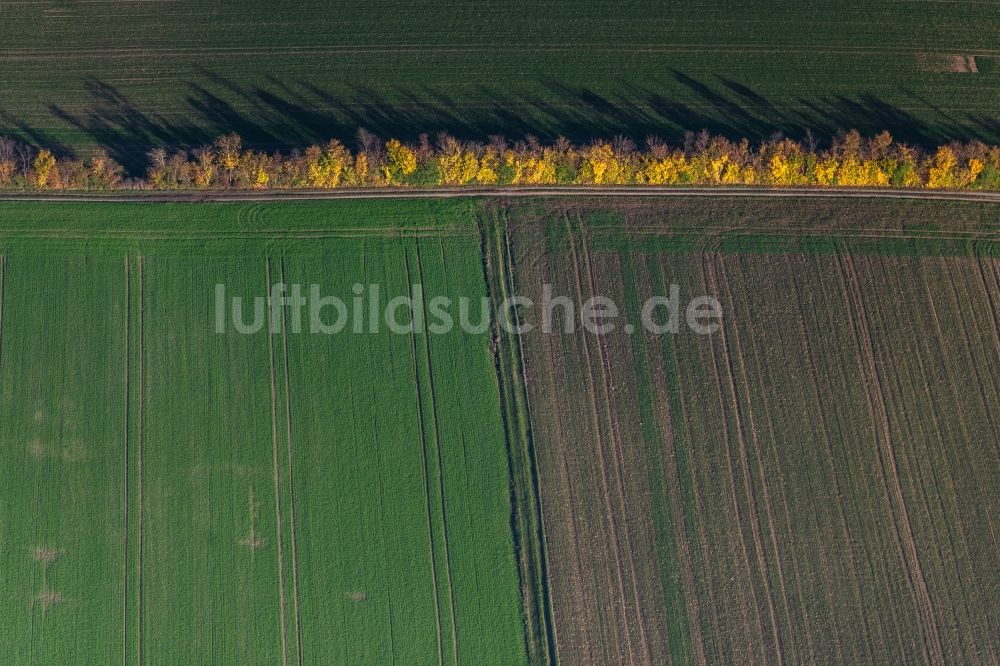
[12,69,1000,176]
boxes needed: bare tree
[488,135,508,154]
[356,127,380,154]
[612,134,636,156]
[16,142,32,180]
[645,135,668,160]
[0,135,15,163]
[803,128,818,154]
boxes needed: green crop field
[2,1,1000,171]
[501,197,1000,663]
[0,199,529,664]
[1,195,999,663]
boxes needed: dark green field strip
[277,237,527,663]
[0,255,125,662]
[4,1,999,50]
[415,237,529,662]
[3,0,1000,163]
[0,199,477,234]
[279,246,445,662]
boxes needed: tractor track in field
[413,244,462,666]
[562,214,638,665]
[579,225,654,664]
[643,256,708,666]
[714,255,794,663]
[697,255,769,658]
[653,254,726,661]
[790,256,874,664]
[7,186,1000,205]
[265,257,292,666]
[837,253,945,665]
[938,259,1000,436]
[702,255,784,663]
[277,259,305,666]
[7,42,1000,58]
[972,255,1000,359]
[403,249,446,666]
[0,229,473,241]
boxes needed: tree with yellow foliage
[927,146,958,189]
[14,129,1000,193]
[436,137,481,186]
[384,138,417,184]
[475,147,500,185]
[354,152,371,186]
[578,142,615,184]
[305,140,352,188]
[33,149,57,189]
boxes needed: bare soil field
[505,198,1000,663]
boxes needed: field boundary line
[563,214,638,665]
[277,259,305,666]
[413,244,461,665]
[482,213,559,664]
[502,219,559,666]
[8,186,1000,205]
[837,253,945,664]
[579,225,654,663]
[265,257,291,666]
[403,248,446,666]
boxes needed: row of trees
[2,130,999,191]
